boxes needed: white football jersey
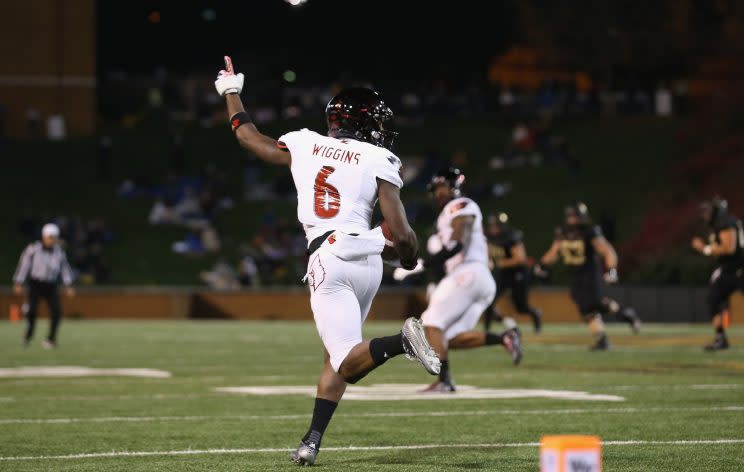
[278,129,404,242]
[435,197,489,273]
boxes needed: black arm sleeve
[424,242,463,268]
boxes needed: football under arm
[225,94,291,166]
[377,178,418,264]
[592,236,618,269]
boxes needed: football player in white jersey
[395,168,522,392]
[214,57,440,466]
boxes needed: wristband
[230,112,251,131]
[702,245,713,256]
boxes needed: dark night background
[98,1,518,84]
[97,0,739,87]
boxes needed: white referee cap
[42,223,60,238]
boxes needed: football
[379,220,394,242]
[379,220,399,261]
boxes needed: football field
[0,320,742,471]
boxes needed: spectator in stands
[200,258,241,290]
[655,84,673,117]
[238,251,259,287]
[512,121,533,153]
[172,225,221,255]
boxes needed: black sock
[485,332,503,345]
[301,398,338,448]
[369,333,405,366]
[716,326,727,340]
[616,307,636,325]
[438,359,450,382]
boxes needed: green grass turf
[0,320,742,471]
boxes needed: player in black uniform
[483,213,543,333]
[535,202,641,350]
[691,197,744,351]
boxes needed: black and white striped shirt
[13,242,74,286]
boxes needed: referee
[13,223,75,348]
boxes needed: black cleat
[704,337,729,352]
[420,380,456,393]
[590,335,610,351]
[631,316,642,335]
[623,308,641,334]
[531,309,543,333]
[502,328,523,365]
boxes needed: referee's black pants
[25,280,62,342]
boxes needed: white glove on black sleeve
[392,258,425,281]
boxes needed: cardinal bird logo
[308,255,326,292]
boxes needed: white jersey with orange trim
[278,128,404,243]
[435,196,489,273]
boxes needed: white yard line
[608,383,744,391]
[0,366,170,379]
[2,405,741,425]
[0,383,740,402]
[1,393,219,402]
[1,439,743,461]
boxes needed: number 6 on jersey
[314,165,341,218]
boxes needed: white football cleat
[401,317,441,375]
[289,441,318,466]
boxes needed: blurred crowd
[200,214,308,290]
[116,151,311,287]
[490,117,581,176]
[99,68,684,131]
[118,160,233,255]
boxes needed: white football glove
[426,282,437,301]
[214,56,244,96]
[392,258,425,281]
[603,268,619,284]
[427,234,443,254]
